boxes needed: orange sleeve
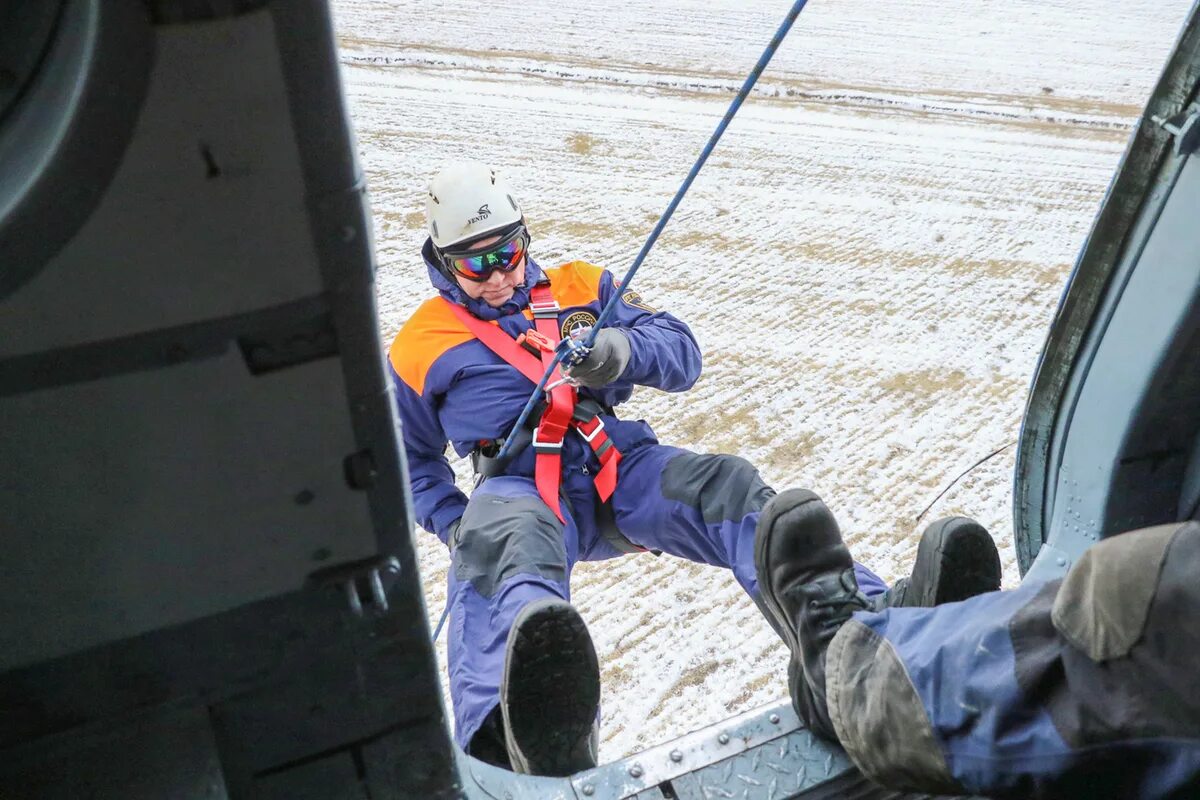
[388,298,475,395]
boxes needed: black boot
[754,489,869,739]
[875,516,1001,609]
[500,598,600,776]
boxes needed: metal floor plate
[459,699,976,800]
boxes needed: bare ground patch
[725,672,776,711]
[647,659,726,720]
[567,132,601,155]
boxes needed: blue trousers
[826,521,1200,799]
[446,444,887,749]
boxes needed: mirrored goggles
[443,227,529,282]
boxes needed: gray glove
[563,328,631,388]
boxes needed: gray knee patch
[827,619,964,795]
[1013,522,1200,746]
[661,453,774,524]
[1051,522,1183,662]
[453,494,566,598]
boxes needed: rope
[915,441,1016,525]
[496,0,813,460]
[433,603,450,641]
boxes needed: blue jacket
[387,240,702,543]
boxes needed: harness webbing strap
[443,281,622,522]
[531,288,575,521]
[574,412,620,502]
[442,311,543,383]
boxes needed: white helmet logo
[468,204,491,225]
[425,161,522,248]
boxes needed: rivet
[1056,556,1067,567]
[670,749,683,762]
[718,733,730,745]
[582,784,595,796]
[769,713,780,724]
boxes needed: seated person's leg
[449,476,599,776]
[758,491,1200,800]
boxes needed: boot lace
[808,596,869,630]
[807,570,871,631]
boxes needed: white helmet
[426,161,523,250]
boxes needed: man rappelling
[387,160,1002,776]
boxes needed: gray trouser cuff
[827,619,966,796]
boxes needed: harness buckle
[522,328,556,353]
[532,427,565,453]
[576,416,606,443]
[529,299,561,319]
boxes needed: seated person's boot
[876,516,1002,609]
[500,598,600,776]
[754,489,870,739]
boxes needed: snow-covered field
[331,0,1193,760]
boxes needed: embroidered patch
[621,289,656,312]
[561,310,598,340]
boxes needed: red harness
[444,282,621,522]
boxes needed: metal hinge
[1151,102,1200,157]
[308,555,401,616]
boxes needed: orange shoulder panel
[388,298,474,395]
[545,261,606,309]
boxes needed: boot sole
[913,517,1002,606]
[501,599,600,776]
